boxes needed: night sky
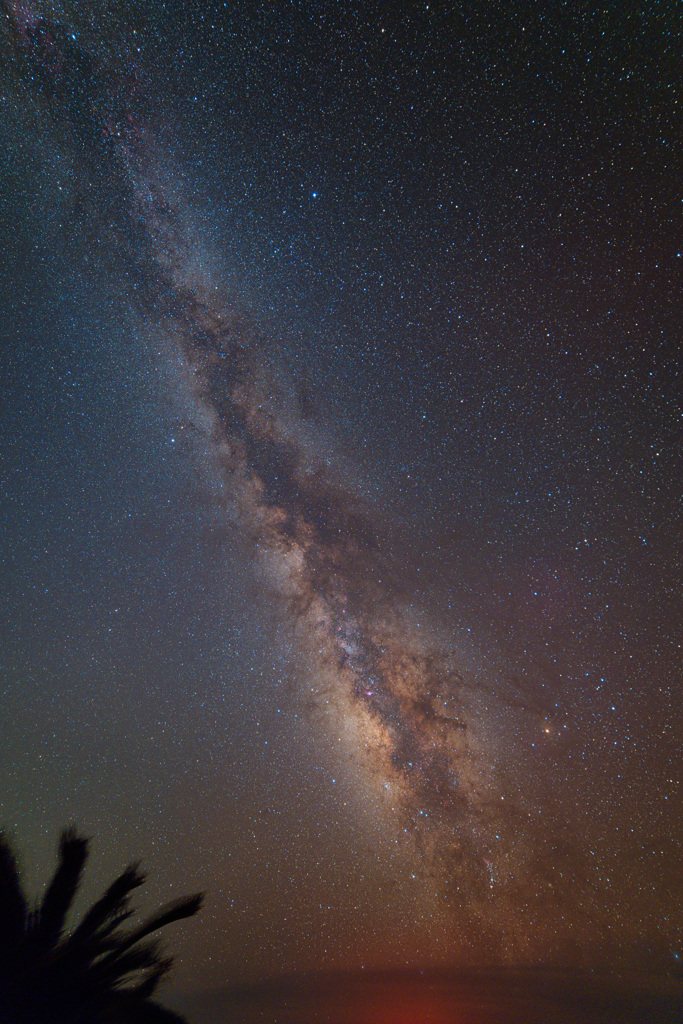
[1,0,682,1014]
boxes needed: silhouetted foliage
[0,829,202,1023]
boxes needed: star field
[0,0,681,1012]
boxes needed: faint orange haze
[170,968,683,1024]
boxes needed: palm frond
[0,833,28,950]
[55,909,136,972]
[93,939,164,988]
[101,893,203,962]
[0,827,200,1023]
[129,956,174,999]
[33,829,88,950]
[70,863,146,947]
[94,908,136,942]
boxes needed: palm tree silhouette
[0,828,202,1023]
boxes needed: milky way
[107,96,599,959]
[145,253,585,959]
[4,0,663,970]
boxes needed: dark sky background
[1,0,682,1016]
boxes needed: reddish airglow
[274,981,483,1024]
[360,992,464,1024]
[204,971,683,1024]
